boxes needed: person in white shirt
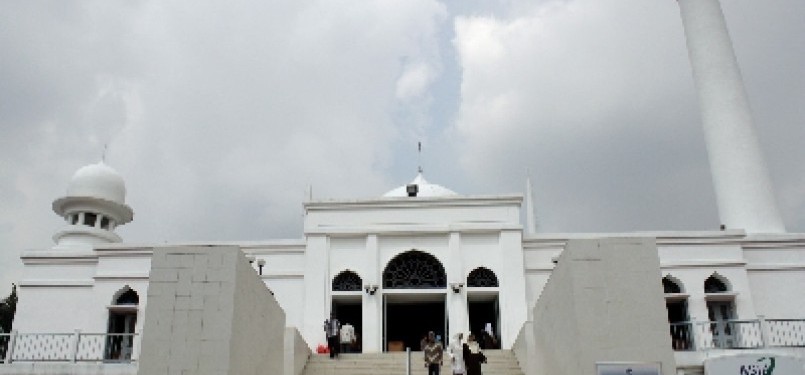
[448,333,466,375]
[340,322,356,353]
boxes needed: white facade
[10,166,805,369]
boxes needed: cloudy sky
[1,0,803,298]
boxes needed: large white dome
[383,173,457,198]
[66,162,127,204]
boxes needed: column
[446,232,468,342]
[362,234,381,352]
[302,235,329,349]
[498,230,527,348]
[677,0,784,233]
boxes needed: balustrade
[0,331,138,364]
[669,318,805,351]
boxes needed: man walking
[323,312,341,359]
[423,331,443,375]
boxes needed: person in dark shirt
[462,334,487,375]
[323,312,341,359]
[423,331,444,375]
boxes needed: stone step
[301,350,524,375]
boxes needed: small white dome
[383,173,457,198]
[66,162,127,204]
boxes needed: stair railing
[406,347,411,375]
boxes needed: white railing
[0,331,138,364]
[669,318,805,351]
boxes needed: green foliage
[0,284,17,333]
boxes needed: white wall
[528,238,677,375]
[137,246,286,375]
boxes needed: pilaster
[302,234,329,349]
[499,230,527,348]
[447,231,469,341]
[362,234,381,352]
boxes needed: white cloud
[396,61,438,101]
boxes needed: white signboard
[704,354,805,375]
[596,362,662,375]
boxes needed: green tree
[0,284,17,333]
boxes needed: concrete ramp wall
[138,246,286,375]
[523,238,676,375]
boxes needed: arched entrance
[105,287,138,362]
[331,270,363,353]
[466,267,500,349]
[382,250,446,351]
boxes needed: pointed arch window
[332,270,362,292]
[383,250,446,289]
[466,267,499,287]
[662,275,691,350]
[106,287,138,362]
[703,274,737,348]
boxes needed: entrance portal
[332,297,362,352]
[468,293,500,349]
[384,294,446,352]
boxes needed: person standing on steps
[323,312,341,359]
[480,323,497,350]
[448,333,466,375]
[340,321,356,354]
[463,334,487,375]
[423,331,444,375]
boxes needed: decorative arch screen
[383,250,446,289]
[704,276,728,293]
[116,289,139,305]
[332,271,362,291]
[466,267,499,287]
[662,277,682,294]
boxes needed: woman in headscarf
[448,333,466,375]
[462,334,487,375]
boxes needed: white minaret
[677,0,785,233]
[51,161,134,250]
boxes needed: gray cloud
[450,0,804,233]
[0,0,802,298]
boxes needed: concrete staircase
[301,350,525,375]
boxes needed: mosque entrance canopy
[381,250,448,351]
[383,250,446,289]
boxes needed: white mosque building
[2,0,805,374]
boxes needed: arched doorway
[662,275,691,350]
[105,287,138,362]
[332,270,363,353]
[704,274,736,348]
[382,250,446,351]
[466,267,500,349]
